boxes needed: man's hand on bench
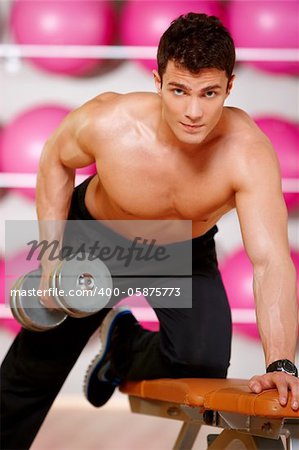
[248,372,299,411]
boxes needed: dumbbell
[10,255,113,332]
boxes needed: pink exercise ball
[0,127,2,170]
[120,1,224,72]
[227,1,299,75]
[10,0,116,76]
[76,165,97,176]
[254,116,299,212]
[5,248,40,292]
[220,249,299,340]
[1,105,96,200]
[220,249,259,339]
[1,105,70,200]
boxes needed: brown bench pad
[120,378,299,418]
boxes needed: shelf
[0,44,298,62]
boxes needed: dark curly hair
[157,13,235,81]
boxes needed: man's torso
[68,92,265,239]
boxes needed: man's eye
[173,89,185,96]
[205,91,216,98]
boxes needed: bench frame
[128,395,299,450]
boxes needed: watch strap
[266,359,298,377]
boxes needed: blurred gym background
[0,1,298,448]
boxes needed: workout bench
[120,378,299,449]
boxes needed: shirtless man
[1,13,298,450]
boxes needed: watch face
[283,360,296,373]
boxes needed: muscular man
[1,13,298,450]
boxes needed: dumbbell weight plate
[10,274,28,326]
[10,274,47,331]
[50,256,113,317]
[10,269,67,331]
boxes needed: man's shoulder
[76,91,159,126]
[64,91,159,149]
[223,108,280,190]
[224,107,274,158]
[224,106,259,136]
[84,91,158,112]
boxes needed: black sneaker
[83,307,132,407]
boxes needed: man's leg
[85,270,232,408]
[124,271,232,379]
[0,308,109,450]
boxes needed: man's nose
[185,99,203,122]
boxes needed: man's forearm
[253,260,298,367]
[36,154,75,271]
[36,150,75,221]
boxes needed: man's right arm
[35,108,96,305]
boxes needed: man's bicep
[235,155,290,268]
[43,110,96,170]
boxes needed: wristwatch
[266,359,298,377]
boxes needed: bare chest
[92,147,235,225]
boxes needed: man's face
[154,61,234,146]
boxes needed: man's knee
[162,338,230,378]
[182,351,229,377]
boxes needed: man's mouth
[180,122,204,132]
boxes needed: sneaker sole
[83,307,132,402]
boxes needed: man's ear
[153,70,162,94]
[226,74,235,96]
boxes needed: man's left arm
[234,140,299,411]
